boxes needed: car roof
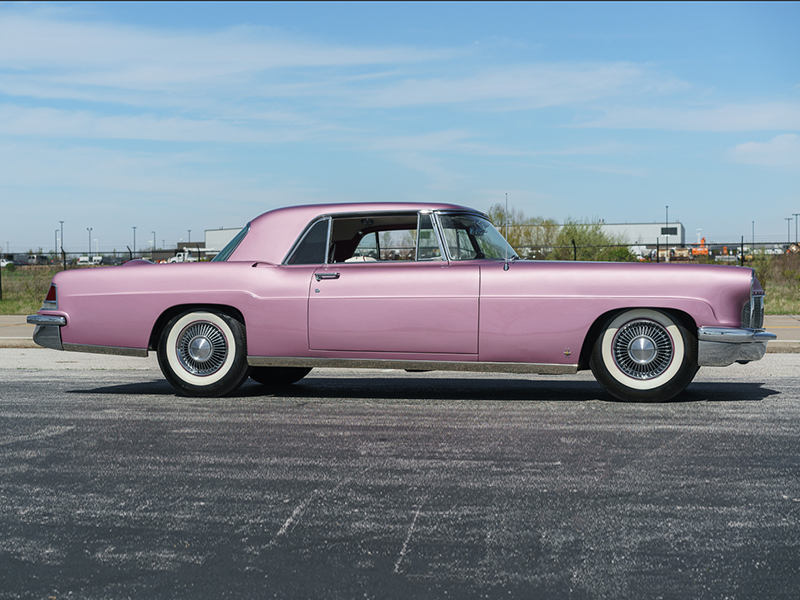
[229,202,482,264]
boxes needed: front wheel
[157,309,251,397]
[589,309,697,402]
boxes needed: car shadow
[71,376,780,404]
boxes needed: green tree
[549,218,637,262]
[486,203,559,259]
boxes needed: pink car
[29,202,775,401]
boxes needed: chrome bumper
[697,326,777,367]
[27,315,66,351]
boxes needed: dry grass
[2,256,798,315]
[0,266,60,315]
[749,253,800,315]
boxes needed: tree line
[486,203,638,262]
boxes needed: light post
[793,213,799,244]
[787,218,793,246]
[132,226,137,257]
[59,221,65,269]
[54,229,59,261]
[665,206,669,263]
[188,230,191,244]
[152,231,156,252]
[87,227,92,259]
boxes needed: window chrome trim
[416,211,445,262]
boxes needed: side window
[417,213,441,260]
[286,219,329,265]
[329,215,418,262]
[442,225,481,260]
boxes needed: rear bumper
[697,327,777,366]
[27,315,65,351]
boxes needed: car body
[28,202,775,401]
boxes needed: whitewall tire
[157,310,250,397]
[589,309,697,402]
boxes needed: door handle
[315,272,340,281]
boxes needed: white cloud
[578,103,800,132]
[0,104,323,143]
[355,63,652,109]
[729,134,800,168]
[0,14,452,73]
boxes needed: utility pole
[787,218,793,246]
[59,221,65,270]
[793,213,800,245]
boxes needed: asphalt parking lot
[1,349,799,599]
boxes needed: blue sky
[1,1,799,254]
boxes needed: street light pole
[152,231,156,252]
[787,218,793,246]
[59,221,65,269]
[87,227,92,259]
[132,227,137,257]
[665,206,669,263]
[793,213,800,245]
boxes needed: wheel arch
[148,304,246,351]
[578,307,697,371]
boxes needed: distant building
[600,222,686,247]
[205,227,244,257]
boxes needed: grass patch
[0,266,60,316]
[1,257,797,315]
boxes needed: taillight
[42,284,57,310]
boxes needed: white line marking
[0,425,75,446]
[269,489,322,546]
[394,499,426,573]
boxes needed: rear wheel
[157,309,251,397]
[250,366,311,386]
[589,309,697,402]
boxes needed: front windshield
[438,213,518,261]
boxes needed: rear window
[212,224,250,262]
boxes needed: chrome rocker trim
[62,344,149,358]
[248,356,578,375]
[697,326,777,367]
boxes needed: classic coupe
[28,202,775,402]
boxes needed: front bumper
[27,315,65,351]
[697,326,777,366]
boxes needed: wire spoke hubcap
[613,319,673,380]
[177,321,228,376]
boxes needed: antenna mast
[505,192,509,265]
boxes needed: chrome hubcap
[177,321,228,375]
[613,319,673,379]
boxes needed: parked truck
[168,249,199,263]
